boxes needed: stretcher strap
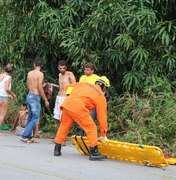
[75,135,87,155]
[81,136,90,154]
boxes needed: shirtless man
[21,56,49,142]
[53,60,76,130]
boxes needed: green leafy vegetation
[1,0,176,154]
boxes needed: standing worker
[54,76,110,161]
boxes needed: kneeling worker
[54,76,110,160]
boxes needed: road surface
[0,132,176,180]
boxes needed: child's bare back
[18,110,27,128]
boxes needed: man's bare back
[27,69,44,95]
[27,67,49,107]
[58,71,75,96]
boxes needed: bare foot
[33,134,40,138]
[20,137,29,143]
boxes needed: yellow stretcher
[166,158,176,165]
[71,135,176,167]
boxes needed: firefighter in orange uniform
[54,76,110,160]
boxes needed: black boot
[54,143,61,156]
[89,146,106,161]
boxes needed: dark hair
[22,102,27,107]
[4,63,13,73]
[34,56,42,66]
[84,62,95,71]
[58,60,67,66]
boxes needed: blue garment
[22,93,41,139]
[0,96,8,100]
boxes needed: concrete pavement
[0,132,176,180]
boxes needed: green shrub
[108,92,176,153]
[5,100,19,127]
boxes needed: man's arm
[69,72,76,84]
[51,83,59,88]
[27,73,30,90]
[43,82,59,89]
[38,73,49,107]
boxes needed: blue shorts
[0,96,8,101]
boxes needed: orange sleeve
[96,96,108,136]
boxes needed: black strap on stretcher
[81,136,90,154]
[74,136,90,155]
[75,135,87,155]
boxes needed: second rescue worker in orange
[54,76,110,161]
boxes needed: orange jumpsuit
[55,82,108,147]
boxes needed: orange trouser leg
[55,108,98,147]
[76,112,98,147]
[55,108,74,144]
